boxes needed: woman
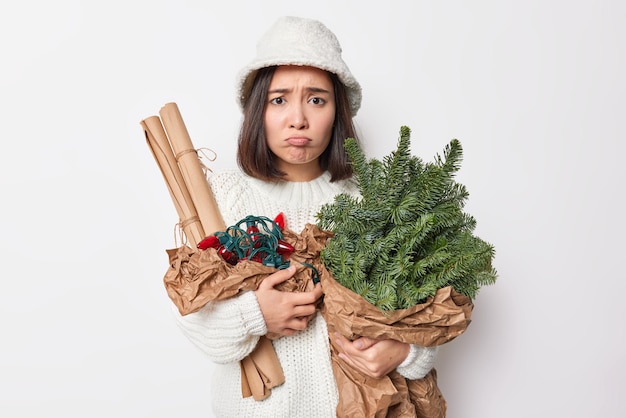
[172,16,438,417]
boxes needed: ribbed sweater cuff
[396,345,438,380]
[238,291,267,336]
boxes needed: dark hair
[237,66,358,182]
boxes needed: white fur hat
[236,16,362,116]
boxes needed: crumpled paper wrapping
[319,264,471,417]
[163,228,320,318]
[163,223,473,416]
[295,224,473,417]
[163,225,322,400]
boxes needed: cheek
[319,109,335,136]
[264,112,278,136]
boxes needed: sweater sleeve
[171,290,268,364]
[395,344,438,380]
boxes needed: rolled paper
[159,102,226,236]
[142,103,282,400]
[141,116,205,247]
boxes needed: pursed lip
[285,136,310,146]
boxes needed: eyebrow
[268,86,332,95]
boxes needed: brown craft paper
[142,103,284,401]
[164,223,472,416]
[303,224,470,418]
[321,281,466,417]
[240,337,288,400]
[162,225,328,401]
[141,116,205,247]
[164,245,315,317]
[159,102,225,236]
[163,240,319,401]
[309,225,473,417]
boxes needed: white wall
[1,1,624,417]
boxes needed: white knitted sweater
[172,170,438,418]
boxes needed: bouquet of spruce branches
[312,126,497,418]
[317,126,497,310]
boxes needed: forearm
[396,345,438,380]
[172,291,267,364]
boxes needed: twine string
[175,147,218,178]
[174,215,201,247]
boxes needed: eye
[309,97,326,105]
[269,97,285,105]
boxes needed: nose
[289,103,308,130]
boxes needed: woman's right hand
[254,265,324,337]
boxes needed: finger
[259,265,296,289]
[290,283,324,305]
[311,282,324,298]
[334,341,379,377]
[333,334,369,373]
[292,304,318,318]
[352,336,379,351]
[287,316,309,331]
[280,328,298,337]
[337,351,360,371]
[338,351,382,378]
[334,334,376,360]
[334,343,372,375]
[333,332,352,351]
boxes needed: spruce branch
[316,126,498,310]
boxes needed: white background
[1,1,624,417]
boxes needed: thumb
[353,336,379,350]
[259,264,296,289]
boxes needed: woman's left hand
[332,333,410,378]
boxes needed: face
[264,65,336,181]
